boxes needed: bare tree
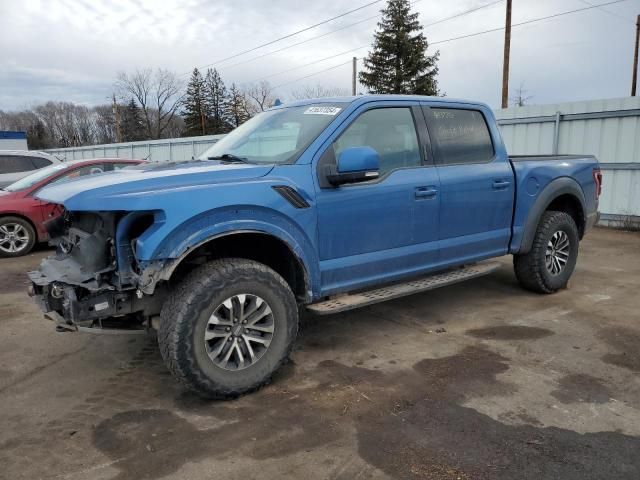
[1,102,118,148]
[34,102,93,147]
[510,81,533,107]
[244,80,277,113]
[115,68,184,139]
[290,84,350,100]
[93,105,116,144]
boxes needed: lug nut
[242,320,247,324]
[225,327,231,332]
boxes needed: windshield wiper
[207,153,250,164]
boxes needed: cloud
[0,0,636,111]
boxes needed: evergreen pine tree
[204,68,232,134]
[26,120,49,149]
[359,0,439,95]
[182,68,207,136]
[121,98,145,141]
[226,83,250,128]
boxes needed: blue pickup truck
[28,95,601,398]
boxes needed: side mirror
[327,146,380,186]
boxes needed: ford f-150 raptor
[27,95,602,398]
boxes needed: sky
[0,0,639,111]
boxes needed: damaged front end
[28,210,168,333]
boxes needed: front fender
[138,205,320,296]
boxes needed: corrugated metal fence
[46,97,639,227]
[47,134,225,163]
[495,96,640,227]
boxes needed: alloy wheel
[204,294,275,370]
[545,230,570,275]
[0,223,30,254]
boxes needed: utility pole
[632,14,640,96]
[501,0,512,108]
[352,57,357,95]
[112,94,122,143]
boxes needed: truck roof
[279,94,491,110]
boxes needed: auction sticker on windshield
[304,106,342,115]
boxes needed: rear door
[314,101,440,295]
[422,103,514,264]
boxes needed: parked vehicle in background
[0,151,62,188]
[0,158,143,257]
[28,95,601,399]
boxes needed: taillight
[593,168,602,199]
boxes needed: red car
[0,158,144,257]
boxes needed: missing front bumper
[27,272,165,334]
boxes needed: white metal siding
[0,138,28,150]
[496,96,640,225]
[46,135,225,163]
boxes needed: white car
[0,151,62,188]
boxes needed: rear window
[30,156,52,169]
[0,155,37,174]
[428,108,494,165]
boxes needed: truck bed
[508,153,600,254]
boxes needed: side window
[428,108,494,165]
[113,163,134,170]
[0,155,36,174]
[49,165,105,185]
[333,108,421,176]
[30,156,52,169]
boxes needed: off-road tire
[514,211,579,294]
[158,258,298,399]
[0,216,36,258]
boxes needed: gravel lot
[1,227,639,480]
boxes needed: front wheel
[158,258,299,399]
[514,211,579,294]
[0,216,36,258]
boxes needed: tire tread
[514,211,578,294]
[158,258,298,399]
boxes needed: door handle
[415,186,437,199]
[492,180,511,190]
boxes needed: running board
[306,262,501,315]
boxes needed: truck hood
[36,160,274,211]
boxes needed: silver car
[0,150,62,188]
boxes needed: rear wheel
[158,258,298,399]
[514,211,579,294]
[0,216,36,258]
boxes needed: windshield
[3,163,69,192]
[199,103,346,164]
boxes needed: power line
[240,0,503,85]
[426,0,503,27]
[216,1,422,73]
[430,0,630,46]
[271,0,630,90]
[187,0,383,74]
[577,0,634,25]
[218,0,502,74]
[273,59,354,88]
[250,45,369,83]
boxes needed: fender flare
[144,207,320,298]
[519,177,586,254]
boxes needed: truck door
[314,103,440,296]
[422,104,513,264]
